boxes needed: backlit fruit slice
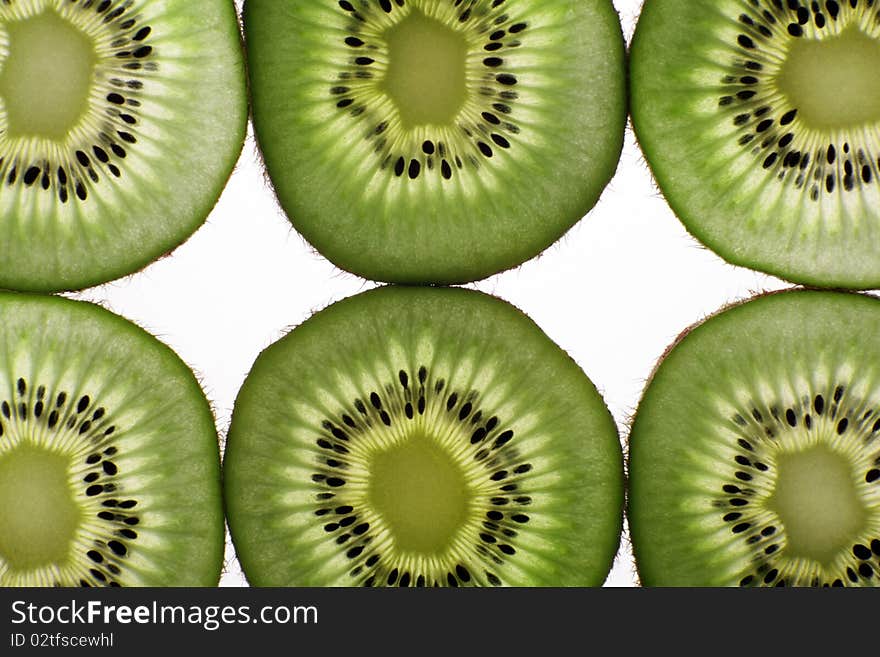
[244,0,626,284]
[224,285,624,587]
[630,0,880,289]
[0,292,223,586]
[629,289,880,587]
[0,0,247,292]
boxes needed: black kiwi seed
[328,0,526,181]
[225,287,625,587]
[630,0,880,288]
[719,1,880,203]
[308,364,534,587]
[714,381,880,587]
[0,377,139,587]
[628,294,880,586]
[0,2,154,205]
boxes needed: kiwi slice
[628,288,880,587]
[223,285,623,586]
[244,0,626,284]
[0,0,247,292]
[0,292,223,586]
[630,0,880,289]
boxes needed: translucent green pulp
[767,444,866,565]
[0,10,97,139]
[368,433,470,554]
[381,10,467,128]
[777,26,880,129]
[0,444,80,569]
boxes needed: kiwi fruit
[630,0,880,289]
[0,0,247,292]
[244,0,626,284]
[223,285,623,586]
[0,291,223,586]
[628,288,880,587]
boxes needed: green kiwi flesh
[223,285,623,586]
[630,0,880,289]
[628,289,880,587]
[244,0,626,284]
[0,292,223,586]
[0,0,247,292]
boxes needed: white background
[69,0,790,587]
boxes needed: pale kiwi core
[368,432,471,553]
[776,26,880,129]
[0,445,79,570]
[767,444,866,565]
[0,10,97,139]
[380,10,467,128]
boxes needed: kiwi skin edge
[223,285,625,587]
[628,287,880,587]
[0,1,249,293]
[629,0,880,290]
[0,291,225,587]
[244,0,628,285]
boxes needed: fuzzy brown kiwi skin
[623,286,784,585]
[0,1,249,294]
[223,284,625,587]
[94,7,251,295]
[629,0,880,291]
[0,291,227,587]
[243,0,629,286]
[637,285,879,390]
[626,286,880,586]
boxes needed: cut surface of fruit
[630,0,880,289]
[0,445,80,569]
[244,0,626,284]
[628,289,880,587]
[224,285,623,587]
[0,0,247,292]
[0,10,97,139]
[0,292,223,587]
